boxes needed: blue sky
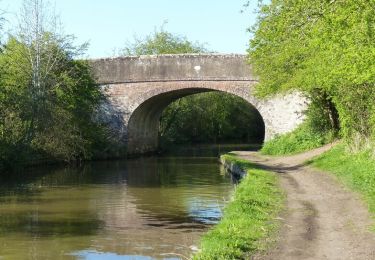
[1,0,258,58]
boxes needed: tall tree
[248,0,375,147]
[120,24,207,55]
[0,0,107,169]
[16,0,87,143]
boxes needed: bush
[261,123,335,155]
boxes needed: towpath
[234,144,375,260]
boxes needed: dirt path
[233,143,375,260]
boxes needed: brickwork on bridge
[90,54,307,155]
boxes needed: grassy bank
[311,144,375,222]
[194,154,284,259]
[261,123,334,155]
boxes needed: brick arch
[91,54,307,155]
[126,84,264,154]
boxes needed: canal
[0,145,257,259]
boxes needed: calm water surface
[0,145,255,259]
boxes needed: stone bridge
[90,54,307,155]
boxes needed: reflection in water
[0,146,241,259]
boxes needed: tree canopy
[120,25,208,55]
[0,0,108,170]
[249,0,375,147]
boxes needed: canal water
[0,145,257,259]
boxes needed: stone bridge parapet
[90,54,256,84]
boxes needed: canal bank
[194,154,284,259]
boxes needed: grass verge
[193,154,284,260]
[261,123,335,156]
[311,144,375,222]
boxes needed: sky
[1,0,259,58]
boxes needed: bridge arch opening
[127,88,265,155]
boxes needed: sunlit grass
[193,154,284,259]
[261,123,335,155]
[311,144,375,223]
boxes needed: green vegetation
[249,0,375,151]
[0,0,109,171]
[311,144,375,220]
[123,25,265,146]
[194,154,283,259]
[261,123,334,155]
[119,23,207,55]
[160,93,264,145]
